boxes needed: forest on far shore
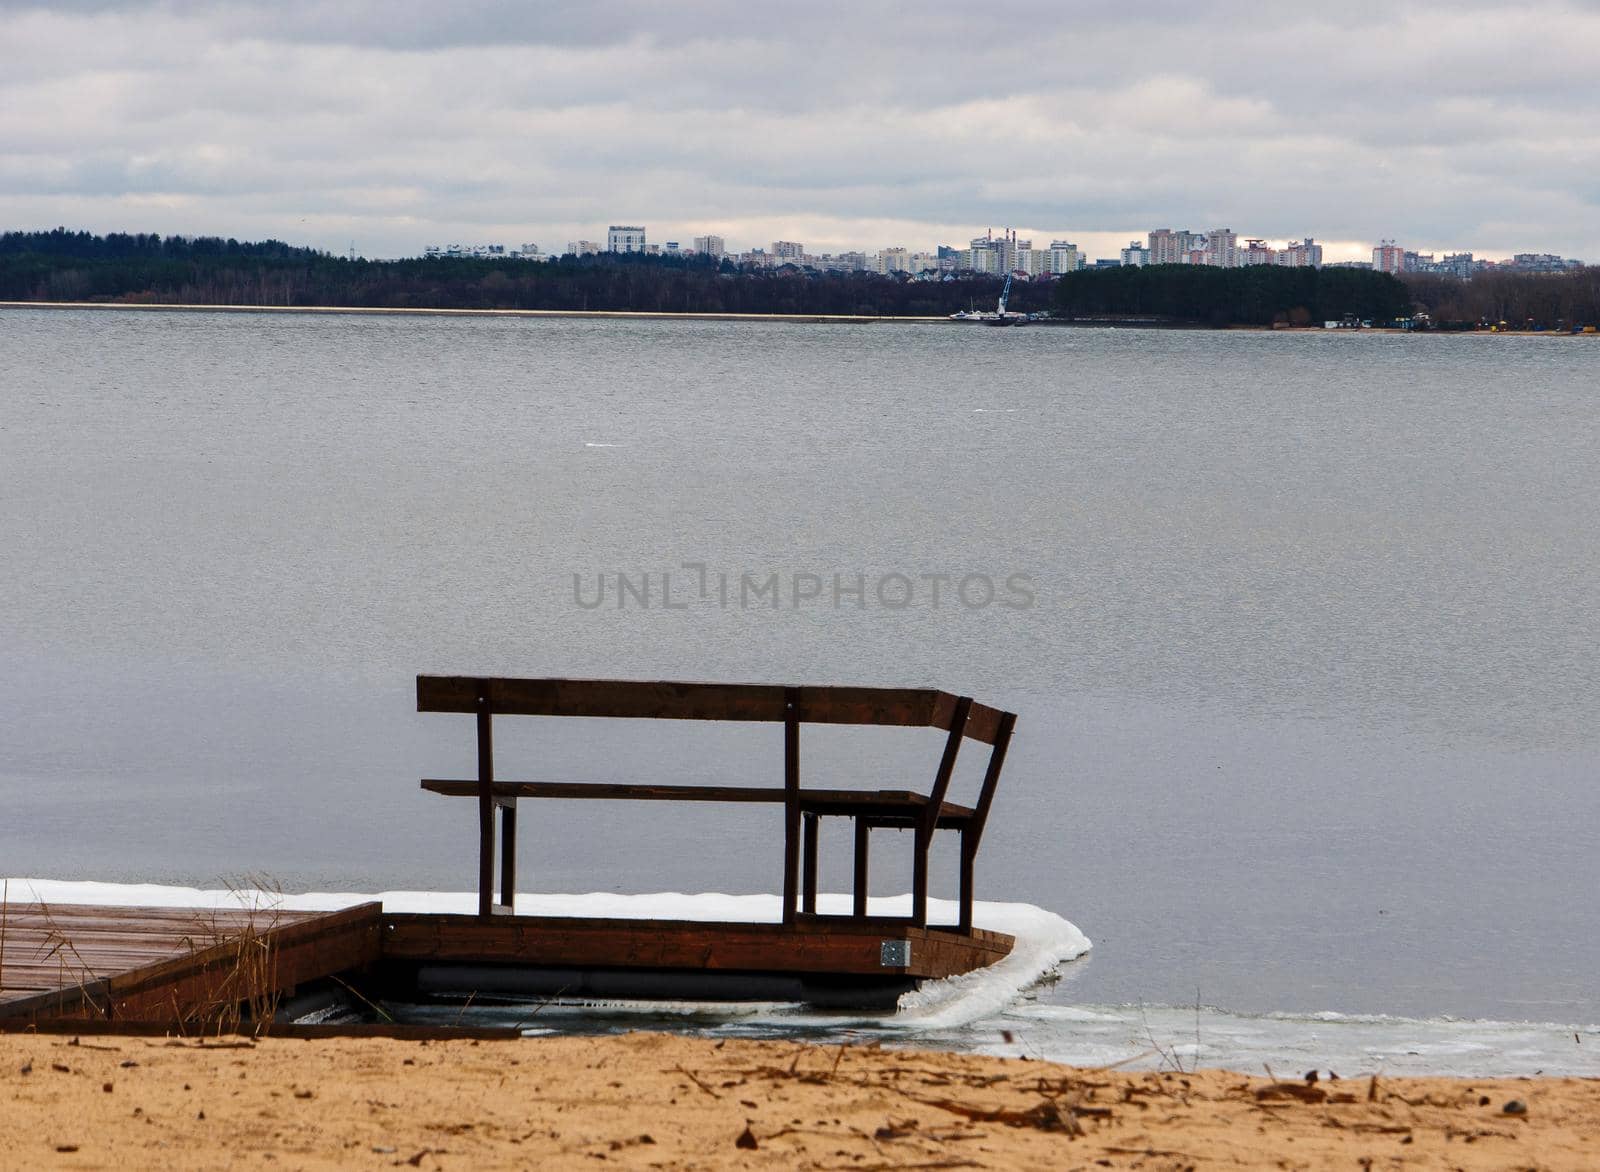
[1400,268,1600,329]
[1051,264,1412,327]
[2,229,1595,328]
[0,229,1051,318]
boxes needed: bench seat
[420,779,977,822]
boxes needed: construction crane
[984,272,1024,326]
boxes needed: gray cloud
[1,0,1595,260]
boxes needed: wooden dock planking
[2,903,1013,1027]
[382,914,1013,981]
[0,902,382,1024]
[1,904,316,1000]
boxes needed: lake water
[2,307,1597,1049]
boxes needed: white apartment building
[876,247,911,274]
[965,230,1028,274]
[566,240,603,256]
[1049,241,1083,274]
[607,225,647,253]
[770,240,805,260]
[692,235,726,260]
[966,237,1002,274]
[1119,242,1150,267]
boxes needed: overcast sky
[3,1,1597,261]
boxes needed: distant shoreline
[0,299,946,324]
[3,300,1592,335]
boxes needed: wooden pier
[1,675,1023,1031]
[0,902,381,1026]
[0,902,1012,1029]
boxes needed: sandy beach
[4,1031,1597,1169]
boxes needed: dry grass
[0,878,294,1033]
[171,878,288,1035]
[27,898,109,1018]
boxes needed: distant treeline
[1052,264,1413,326]
[0,228,324,261]
[0,229,1049,317]
[1401,269,1600,329]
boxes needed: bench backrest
[417,676,1011,746]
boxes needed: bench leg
[853,819,870,918]
[911,823,930,928]
[802,813,819,915]
[958,828,974,934]
[782,688,800,926]
[477,806,496,919]
[499,799,517,913]
[476,703,495,919]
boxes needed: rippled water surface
[2,308,1596,1026]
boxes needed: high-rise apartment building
[1373,241,1405,274]
[1148,228,1204,265]
[1002,233,1027,274]
[1148,229,1178,264]
[692,235,726,260]
[1119,241,1150,267]
[1277,238,1323,268]
[876,247,911,274]
[1049,241,1083,274]
[965,229,1027,274]
[1241,239,1276,266]
[1204,228,1239,268]
[607,225,646,253]
[966,236,1001,274]
[770,240,805,260]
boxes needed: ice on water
[11,879,1596,1077]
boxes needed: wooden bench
[417,676,1017,932]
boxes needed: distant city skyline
[4,2,1596,264]
[419,224,1586,271]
